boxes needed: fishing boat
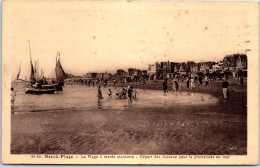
[24,40,56,94]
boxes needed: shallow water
[11,83,218,113]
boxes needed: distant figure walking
[163,79,168,96]
[205,76,209,86]
[87,80,90,87]
[190,78,195,89]
[172,79,178,94]
[142,79,146,91]
[107,88,113,98]
[133,87,138,98]
[11,87,16,114]
[113,79,117,89]
[96,80,99,87]
[127,86,133,107]
[200,76,203,85]
[186,77,190,89]
[179,82,183,94]
[97,85,103,102]
[103,79,108,88]
[92,80,95,87]
[222,78,229,102]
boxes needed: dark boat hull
[25,88,56,94]
[41,84,58,89]
[56,82,64,91]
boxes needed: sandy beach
[11,79,247,155]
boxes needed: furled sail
[55,52,69,83]
[30,59,36,82]
[16,62,22,80]
[28,40,36,82]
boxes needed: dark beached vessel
[55,52,70,91]
[24,41,57,94]
[24,88,56,94]
[20,41,69,94]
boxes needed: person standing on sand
[96,80,99,87]
[179,81,183,94]
[222,78,229,102]
[107,88,113,98]
[113,79,117,89]
[133,87,137,98]
[172,79,178,94]
[199,76,203,85]
[103,79,108,88]
[97,85,103,102]
[186,77,190,89]
[127,86,133,107]
[11,87,16,114]
[122,88,127,99]
[163,79,168,96]
[142,79,146,91]
[205,76,209,86]
[190,77,195,89]
[88,80,91,87]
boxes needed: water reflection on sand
[12,83,218,113]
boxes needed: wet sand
[11,80,247,154]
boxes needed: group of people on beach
[163,78,183,96]
[97,84,137,107]
[162,76,231,102]
[163,77,195,96]
[66,78,109,88]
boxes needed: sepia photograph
[2,0,259,165]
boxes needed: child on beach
[107,88,113,98]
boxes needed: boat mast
[16,61,22,80]
[28,40,32,62]
[28,40,36,82]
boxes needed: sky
[3,1,253,79]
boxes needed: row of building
[78,54,247,82]
[148,54,247,80]
[82,69,148,82]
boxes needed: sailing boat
[55,52,69,91]
[13,62,22,83]
[24,41,56,94]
